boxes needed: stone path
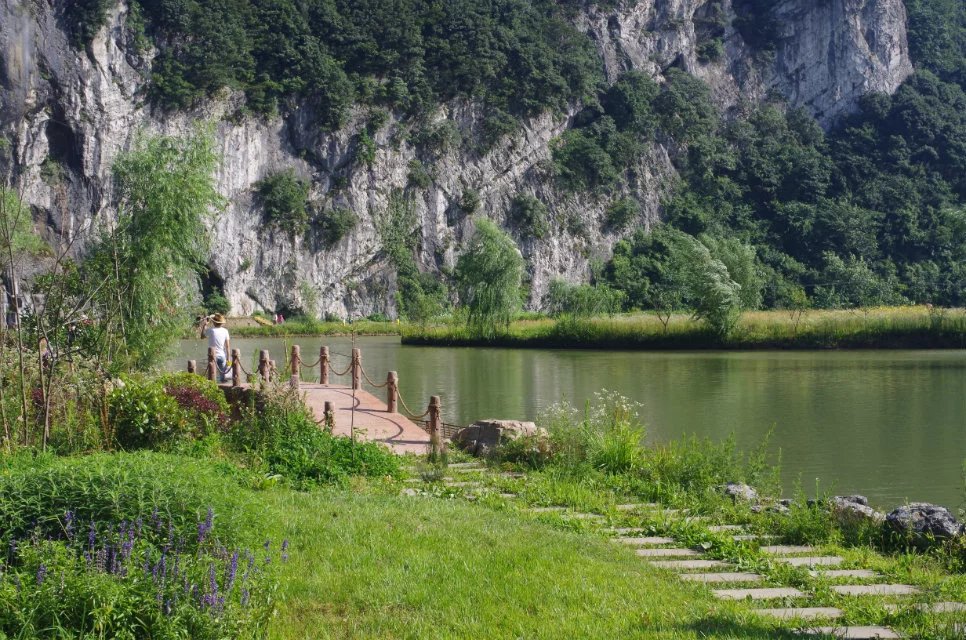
[401,462,966,639]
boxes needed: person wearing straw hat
[199,313,231,382]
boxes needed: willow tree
[455,219,524,338]
[91,128,223,370]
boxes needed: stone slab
[761,545,818,555]
[708,525,745,532]
[713,587,805,600]
[636,548,701,557]
[609,527,647,534]
[800,626,900,638]
[809,570,880,579]
[448,463,484,470]
[780,556,844,567]
[733,534,777,542]
[561,512,604,520]
[499,493,517,499]
[443,481,480,488]
[648,559,730,570]
[680,572,763,583]
[831,584,920,597]
[529,506,568,513]
[616,537,676,546]
[615,503,659,511]
[754,607,844,621]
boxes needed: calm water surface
[173,337,966,510]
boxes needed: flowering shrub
[110,374,228,450]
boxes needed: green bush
[313,206,357,247]
[605,198,639,231]
[204,290,231,315]
[509,194,550,239]
[256,170,310,235]
[109,374,228,450]
[230,391,400,487]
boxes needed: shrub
[229,391,400,487]
[543,280,625,319]
[460,188,481,215]
[109,375,228,450]
[407,159,433,189]
[314,207,357,247]
[256,170,310,235]
[509,194,550,239]
[605,198,639,231]
[204,290,231,315]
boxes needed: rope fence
[190,343,453,456]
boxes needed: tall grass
[403,306,966,349]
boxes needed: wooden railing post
[231,349,242,388]
[387,371,398,413]
[290,345,301,390]
[269,360,277,382]
[428,395,442,461]
[323,401,334,432]
[258,350,270,383]
[320,346,329,385]
[351,348,361,391]
[187,360,197,375]
[206,347,217,382]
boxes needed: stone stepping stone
[882,602,966,614]
[733,534,778,542]
[800,626,900,638]
[680,572,763,584]
[708,525,746,532]
[529,506,568,513]
[443,481,480,488]
[831,584,919,597]
[761,545,817,555]
[614,503,659,511]
[401,488,419,497]
[561,512,604,520]
[501,472,527,479]
[499,493,517,499]
[635,548,701,558]
[754,607,844,621]
[648,559,730,570]
[616,536,676,546]
[780,556,844,568]
[809,570,880,579]
[448,462,483,469]
[608,527,648,534]
[713,587,805,600]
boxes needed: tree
[455,219,524,338]
[89,128,224,370]
[670,232,743,337]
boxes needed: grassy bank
[402,306,966,350]
[232,318,402,338]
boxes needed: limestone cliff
[0,0,913,317]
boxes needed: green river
[174,337,966,510]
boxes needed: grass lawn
[265,488,788,640]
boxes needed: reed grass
[403,306,966,350]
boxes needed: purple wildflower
[226,551,239,591]
[95,548,107,573]
[64,511,74,540]
[241,587,250,607]
[281,539,289,562]
[197,508,214,545]
[36,564,47,586]
[135,516,143,537]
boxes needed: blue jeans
[216,356,227,383]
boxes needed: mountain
[1,0,963,317]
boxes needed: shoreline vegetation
[227,307,966,350]
[403,306,966,350]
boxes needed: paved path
[299,383,431,454]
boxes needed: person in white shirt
[199,313,231,382]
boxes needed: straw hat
[211,313,226,326]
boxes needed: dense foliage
[455,219,524,338]
[123,0,602,135]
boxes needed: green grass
[264,486,793,640]
[232,318,402,338]
[402,306,966,350]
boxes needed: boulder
[885,503,963,542]
[722,482,758,503]
[832,495,885,524]
[452,419,544,457]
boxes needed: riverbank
[402,307,966,350]
[230,317,402,338]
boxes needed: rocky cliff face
[0,0,913,317]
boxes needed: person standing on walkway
[199,313,231,382]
